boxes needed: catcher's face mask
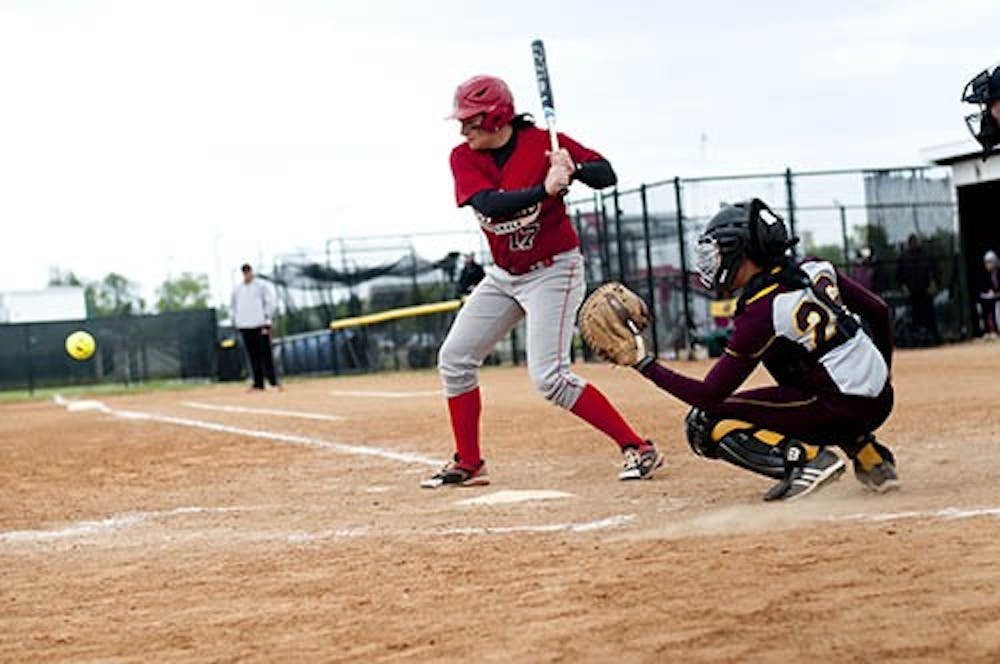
[962,63,1000,157]
[695,236,723,292]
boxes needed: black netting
[0,309,218,392]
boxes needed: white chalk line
[182,401,345,422]
[287,515,638,542]
[329,389,441,399]
[832,506,1000,523]
[7,504,1000,549]
[0,506,250,543]
[53,396,441,468]
[0,511,638,547]
[456,489,574,506]
[439,514,636,536]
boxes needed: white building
[863,170,955,245]
[0,287,87,323]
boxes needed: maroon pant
[706,384,893,456]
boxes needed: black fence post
[840,204,850,267]
[613,187,626,282]
[674,177,694,358]
[597,192,611,282]
[640,184,660,358]
[785,167,797,256]
[574,208,592,286]
[954,224,972,340]
[409,246,421,305]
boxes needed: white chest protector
[770,261,888,397]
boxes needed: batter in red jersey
[421,75,663,488]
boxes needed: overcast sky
[1,0,995,306]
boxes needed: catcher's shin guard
[684,408,787,479]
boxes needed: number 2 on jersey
[792,275,841,352]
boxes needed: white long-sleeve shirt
[231,278,276,329]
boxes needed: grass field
[2,343,999,662]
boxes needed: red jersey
[450,126,604,274]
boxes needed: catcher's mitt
[578,282,650,366]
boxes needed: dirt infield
[2,343,999,662]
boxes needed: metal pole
[674,177,694,359]
[613,187,626,282]
[574,208,592,285]
[213,233,225,308]
[409,244,420,305]
[597,192,610,282]
[640,184,660,358]
[785,167,797,257]
[839,204,850,267]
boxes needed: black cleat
[420,455,490,489]
[764,445,846,502]
[853,440,900,494]
[618,441,665,480]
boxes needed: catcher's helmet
[695,199,795,294]
[962,64,1000,156]
[448,75,515,132]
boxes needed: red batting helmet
[448,75,515,132]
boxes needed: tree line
[48,269,213,317]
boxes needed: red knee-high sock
[447,388,482,467]
[570,384,644,449]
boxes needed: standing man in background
[979,250,1000,339]
[896,234,941,345]
[455,252,486,296]
[231,263,281,391]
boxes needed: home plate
[457,490,574,506]
[66,400,111,413]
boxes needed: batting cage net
[0,309,219,393]
[259,230,490,377]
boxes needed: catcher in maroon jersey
[421,75,663,488]
[627,199,900,501]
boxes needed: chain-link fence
[0,309,219,393]
[567,165,962,356]
[276,164,962,377]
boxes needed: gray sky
[1,0,995,305]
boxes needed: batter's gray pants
[438,250,588,410]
